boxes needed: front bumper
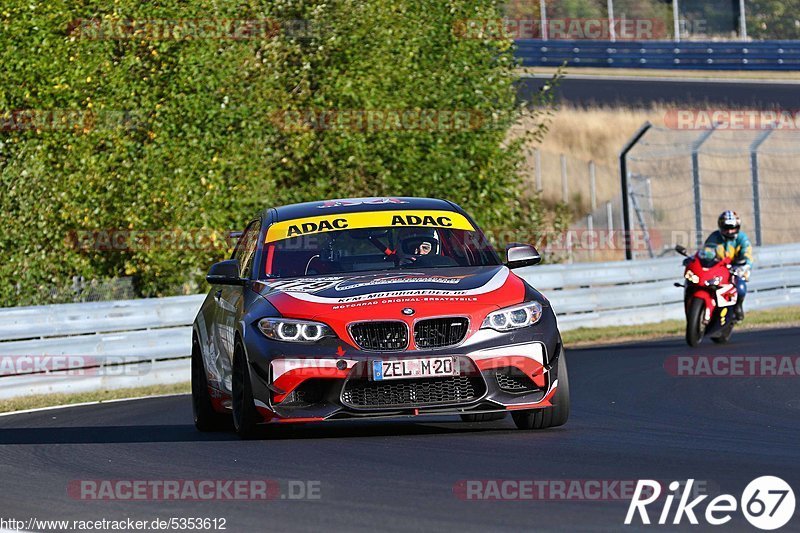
[252,342,561,423]
[204,307,563,424]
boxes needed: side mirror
[675,245,688,257]
[505,243,542,269]
[206,259,244,286]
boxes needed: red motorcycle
[674,245,739,346]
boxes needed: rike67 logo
[626,477,795,530]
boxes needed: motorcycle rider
[703,211,753,321]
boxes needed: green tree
[0,0,553,305]
[746,0,800,39]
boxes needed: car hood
[252,265,527,321]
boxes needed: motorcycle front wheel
[711,322,734,344]
[686,298,706,347]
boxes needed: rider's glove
[733,265,751,281]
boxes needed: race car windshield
[262,226,501,278]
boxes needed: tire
[512,348,570,430]
[711,323,734,344]
[685,298,706,347]
[460,412,507,423]
[191,336,230,432]
[231,341,262,439]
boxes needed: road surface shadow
[0,418,566,444]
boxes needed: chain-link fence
[524,149,627,263]
[624,125,800,259]
[10,277,137,306]
[503,0,800,40]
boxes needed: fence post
[691,125,717,249]
[539,0,548,41]
[606,201,613,233]
[566,230,573,264]
[607,0,616,42]
[587,214,594,260]
[560,154,568,203]
[619,122,652,260]
[589,160,597,211]
[71,276,83,297]
[738,0,748,39]
[535,149,543,192]
[749,126,773,247]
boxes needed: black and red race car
[192,197,569,437]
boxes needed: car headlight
[481,301,543,331]
[258,318,334,343]
[684,271,700,284]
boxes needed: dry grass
[563,305,800,347]
[0,382,190,414]
[513,105,665,209]
[511,105,800,251]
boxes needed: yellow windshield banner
[265,210,474,243]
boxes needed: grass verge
[563,305,800,347]
[0,381,190,414]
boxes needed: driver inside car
[398,229,440,264]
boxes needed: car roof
[268,197,461,222]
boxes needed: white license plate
[372,357,457,381]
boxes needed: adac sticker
[265,210,474,243]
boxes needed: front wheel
[231,341,262,439]
[191,337,230,432]
[711,322,734,344]
[685,298,706,347]
[512,348,570,430]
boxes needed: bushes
[0,0,550,306]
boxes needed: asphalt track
[1,327,798,532]
[518,75,800,108]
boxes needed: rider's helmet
[717,210,741,240]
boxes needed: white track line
[0,392,189,418]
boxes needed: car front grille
[341,375,485,408]
[349,321,408,351]
[413,317,469,349]
[495,369,539,392]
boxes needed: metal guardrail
[1,242,798,399]
[515,40,800,70]
[0,295,205,399]
[517,242,800,329]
